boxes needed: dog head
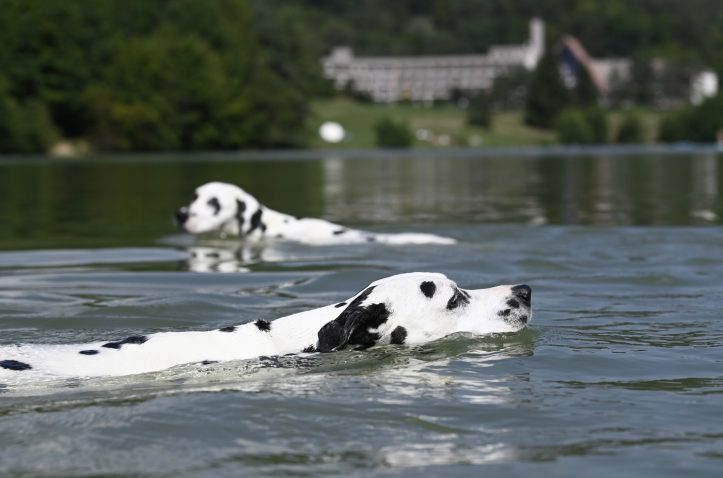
[175,182,265,237]
[316,272,532,352]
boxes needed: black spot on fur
[255,319,271,332]
[302,345,316,353]
[247,208,266,235]
[236,200,246,229]
[201,360,218,365]
[519,315,529,323]
[390,326,407,345]
[333,229,347,235]
[366,236,376,242]
[219,326,236,333]
[420,281,436,298]
[122,336,147,345]
[208,197,221,216]
[79,350,99,355]
[317,286,390,352]
[0,360,32,371]
[507,299,520,309]
[335,302,347,308]
[102,335,148,349]
[498,309,512,317]
[276,234,284,239]
[446,288,471,310]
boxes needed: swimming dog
[0,273,531,379]
[175,182,456,245]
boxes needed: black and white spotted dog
[0,273,532,380]
[175,182,456,245]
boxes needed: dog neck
[228,204,296,240]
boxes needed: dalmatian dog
[0,273,531,380]
[175,182,456,245]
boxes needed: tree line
[0,0,324,153]
[1,0,722,153]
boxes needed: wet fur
[0,273,531,381]
[175,182,456,245]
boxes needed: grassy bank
[308,98,555,148]
[308,98,663,148]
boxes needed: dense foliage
[374,117,413,147]
[0,77,60,153]
[524,49,569,128]
[1,0,723,152]
[615,111,645,144]
[0,0,320,152]
[554,107,609,144]
[467,92,493,129]
[658,94,723,143]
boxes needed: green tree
[573,66,598,106]
[658,108,695,142]
[0,77,59,153]
[658,94,723,143]
[688,94,723,142]
[0,1,113,137]
[83,29,231,150]
[0,78,15,151]
[555,108,593,144]
[616,111,644,143]
[525,47,570,128]
[374,116,413,147]
[0,0,315,152]
[584,106,608,143]
[10,100,61,153]
[467,91,493,129]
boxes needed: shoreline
[0,143,721,164]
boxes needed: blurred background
[0,0,722,155]
[3,3,723,477]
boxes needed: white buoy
[319,121,345,143]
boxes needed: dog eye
[192,193,198,202]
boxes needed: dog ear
[236,202,266,238]
[235,199,246,233]
[317,286,391,352]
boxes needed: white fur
[0,273,531,381]
[176,182,456,245]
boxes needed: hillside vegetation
[0,0,721,152]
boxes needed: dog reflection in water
[186,245,254,273]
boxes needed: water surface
[0,153,722,477]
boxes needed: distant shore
[1,143,721,165]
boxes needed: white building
[322,19,545,103]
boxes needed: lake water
[0,153,722,477]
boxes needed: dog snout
[511,284,532,306]
[175,207,189,227]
